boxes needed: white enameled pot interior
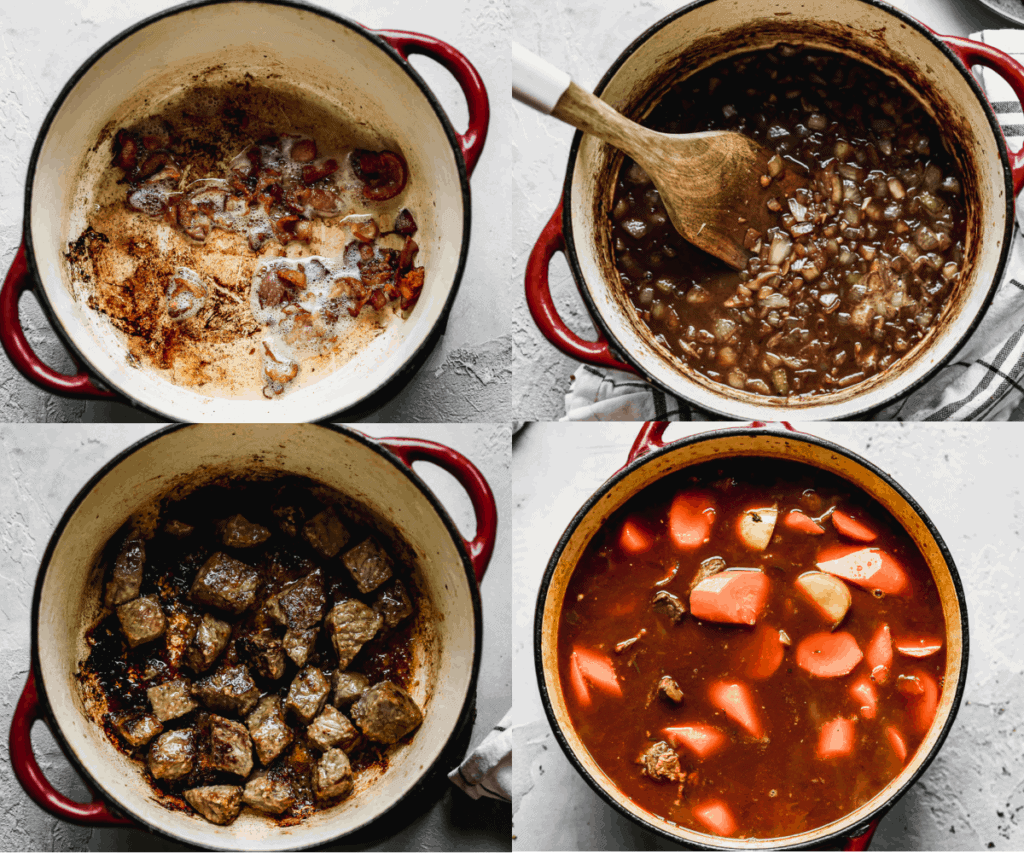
[29,2,466,421]
[568,0,1007,420]
[539,431,965,849]
[36,425,477,850]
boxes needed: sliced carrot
[795,631,863,678]
[690,570,770,626]
[567,648,621,709]
[620,517,653,555]
[886,725,908,763]
[866,624,893,684]
[567,653,591,707]
[895,636,944,658]
[816,545,909,595]
[849,675,878,720]
[693,799,737,837]
[817,717,855,759]
[669,490,716,551]
[831,510,878,543]
[741,622,785,681]
[736,504,779,551]
[782,509,825,535]
[662,723,729,760]
[904,669,940,734]
[708,680,765,739]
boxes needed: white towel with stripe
[565,29,1024,422]
[448,710,512,802]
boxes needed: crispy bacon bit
[263,343,298,385]
[351,218,379,244]
[277,268,307,290]
[177,203,211,242]
[301,158,339,185]
[137,151,176,182]
[398,267,425,311]
[398,236,419,273]
[392,208,417,236]
[352,149,408,201]
[291,140,318,163]
[112,130,138,173]
[358,250,398,287]
[292,220,312,242]
[296,187,340,214]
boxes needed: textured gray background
[0,0,511,423]
[0,422,511,850]
[512,422,1024,850]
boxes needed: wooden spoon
[513,42,802,270]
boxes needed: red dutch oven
[526,0,1024,420]
[535,421,968,849]
[8,424,497,849]
[1,0,489,421]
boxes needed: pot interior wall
[29,1,466,421]
[36,425,477,850]
[539,431,965,849]
[568,0,1006,420]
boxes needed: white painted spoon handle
[512,41,572,114]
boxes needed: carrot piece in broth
[831,510,878,543]
[849,676,878,719]
[693,799,738,837]
[886,725,908,763]
[866,624,893,684]
[708,680,765,739]
[895,636,944,658]
[904,669,940,734]
[662,723,729,760]
[669,491,717,550]
[690,570,770,626]
[742,622,785,680]
[816,545,909,595]
[795,631,863,677]
[817,717,855,759]
[619,518,653,555]
[782,509,825,535]
[567,648,621,709]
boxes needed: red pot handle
[0,242,116,400]
[843,817,882,851]
[374,30,489,176]
[942,34,1024,195]
[9,671,131,826]
[526,203,634,372]
[380,437,497,584]
[626,420,798,465]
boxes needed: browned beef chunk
[147,678,197,722]
[374,579,414,630]
[657,675,684,704]
[185,613,231,673]
[283,626,318,667]
[203,715,253,777]
[242,631,286,681]
[651,590,686,623]
[332,671,369,708]
[302,507,350,558]
[243,771,296,815]
[308,705,362,753]
[246,695,294,765]
[193,665,260,716]
[112,710,163,748]
[164,519,194,538]
[104,532,145,607]
[265,569,325,629]
[284,666,330,724]
[219,514,271,548]
[324,600,382,668]
[313,748,353,800]
[189,553,260,614]
[639,741,685,782]
[342,538,394,594]
[117,595,167,647]
[148,729,195,780]
[184,785,242,826]
[350,681,422,744]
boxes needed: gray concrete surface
[0,0,510,423]
[510,0,1015,421]
[512,422,1024,850]
[0,423,511,850]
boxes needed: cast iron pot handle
[374,30,489,176]
[526,202,634,371]
[843,817,882,850]
[9,671,131,826]
[0,242,115,400]
[627,420,798,464]
[380,437,497,583]
[942,34,1024,195]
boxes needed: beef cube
[189,552,260,614]
[283,626,318,667]
[324,600,381,668]
[184,785,242,826]
[374,579,414,630]
[265,569,325,629]
[657,675,684,704]
[639,741,685,782]
[104,532,145,607]
[350,681,422,744]
[651,591,686,623]
[246,696,294,765]
[302,507,350,558]
[313,748,353,800]
[219,514,271,548]
[308,705,362,753]
[193,665,260,716]
[164,519,194,538]
[185,613,231,673]
[117,595,167,647]
[332,671,369,708]
[342,538,393,594]
[243,631,286,681]
[203,715,253,777]
[271,501,304,538]
[243,771,296,815]
[112,710,163,748]
[284,666,330,724]
[148,729,195,780]
[147,678,197,722]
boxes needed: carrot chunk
[693,799,738,837]
[817,717,855,759]
[620,517,653,555]
[741,622,785,680]
[567,648,621,708]
[886,725,908,763]
[669,491,716,550]
[782,509,825,535]
[904,669,940,734]
[895,636,944,658]
[736,504,778,551]
[866,624,893,684]
[831,510,878,543]
[662,723,729,760]
[849,676,878,720]
[816,545,909,595]
[708,680,765,739]
[690,570,770,626]
[795,631,863,677]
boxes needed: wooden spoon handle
[550,81,650,164]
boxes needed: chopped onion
[767,155,786,177]
[768,233,793,266]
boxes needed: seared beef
[313,748,353,800]
[164,519,194,538]
[193,664,260,716]
[246,695,293,765]
[148,728,195,780]
[657,675,684,704]
[104,531,145,607]
[651,590,686,623]
[189,552,260,614]
[203,715,253,777]
[283,626,318,667]
[373,579,414,630]
[243,771,296,815]
[219,514,271,548]
[639,741,685,782]
[112,710,163,748]
[185,613,232,673]
[308,705,362,753]
[265,569,325,629]
[117,595,167,647]
[350,681,422,744]
[332,671,369,708]
[243,631,286,681]
[184,785,242,826]
[342,538,393,594]
[284,666,330,724]
[302,507,350,558]
[324,600,381,668]
[147,678,197,722]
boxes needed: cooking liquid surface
[557,459,946,839]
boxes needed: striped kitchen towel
[565,29,1024,422]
